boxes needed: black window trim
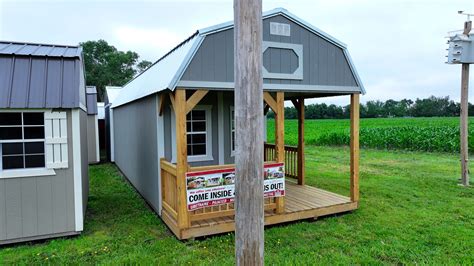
[0,111,46,171]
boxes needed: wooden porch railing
[160,158,278,227]
[264,143,298,179]
[160,158,179,222]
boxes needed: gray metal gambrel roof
[0,41,86,109]
[112,8,365,108]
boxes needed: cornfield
[267,117,474,153]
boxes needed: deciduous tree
[80,40,151,100]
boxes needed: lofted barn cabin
[111,8,364,239]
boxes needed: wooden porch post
[174,89,190,229]
[297,97,305,185]
[275,91,285,213]
[350,93,360,202]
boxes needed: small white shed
[0,41,89,245]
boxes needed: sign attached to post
[186,163,285,211]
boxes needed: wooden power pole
[460,20,471,186]
[234,0,264,264]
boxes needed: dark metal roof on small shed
[0,41,82,57]
[0,41,86,109]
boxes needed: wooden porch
[160,89,360,240]
[163,178,357,239]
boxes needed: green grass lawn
[1,146,473,264]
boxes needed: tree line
[267,96,474,119]
[81,40,153,100]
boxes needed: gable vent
[270,22,291,36]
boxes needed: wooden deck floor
[164,181,358,239]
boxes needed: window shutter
[44,111,68,169]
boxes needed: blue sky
[1,0,473,105]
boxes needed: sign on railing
[186,163,285,211]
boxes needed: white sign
[186,163,285,211]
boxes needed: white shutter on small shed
[44,111,69,169]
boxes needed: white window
[230,106,235,154]
[186,109,208,156]
[0,112,46,170]
[172,105,213,162]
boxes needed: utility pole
[460,18,471,186]
[447,11,473,186]
[234,0,264,264]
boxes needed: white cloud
[1,0,474,105]
[113,26,184,60]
